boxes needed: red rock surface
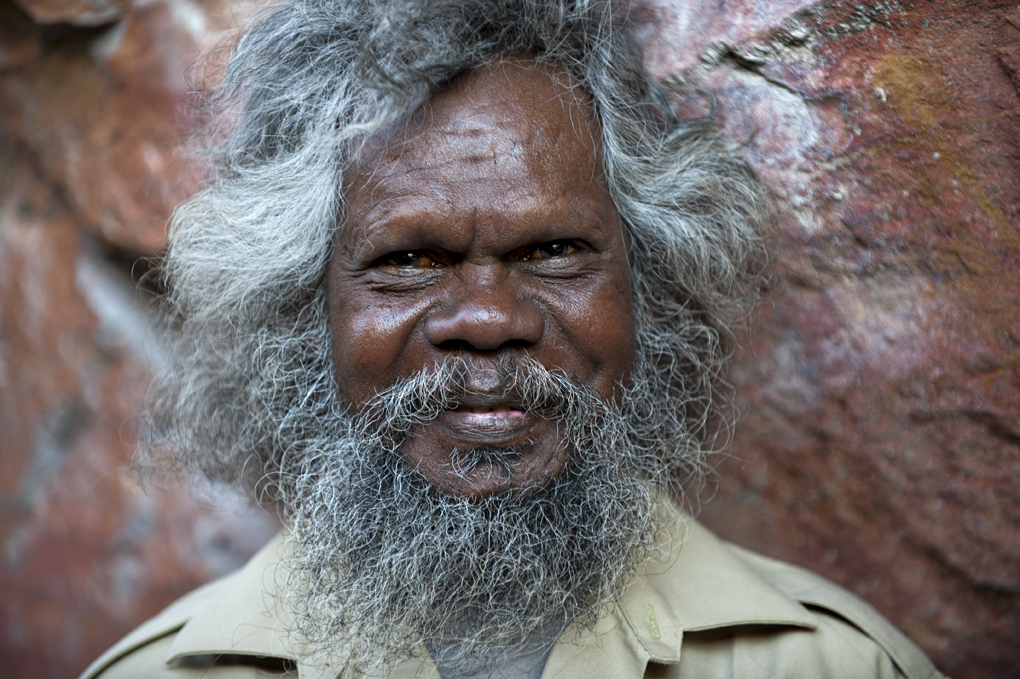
[0,3,278,678]
[12,0,127,27]
[0,1,1016,678]
[0,138,281,679]
[635,1,1020,676]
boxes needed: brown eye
[527,241,577,260]
[383,251,440,268]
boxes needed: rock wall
[634,3,1020,677]
[0,1,1016,678]
[0,2,281,678]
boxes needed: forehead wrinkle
[350,183,453,232]
[398,136,514,171]
[495,56,602,169]
[350,147,611,242]
[343,55,614,248]
[345,163,610,254]
[352,181,607,254]
[351,124,535,195]
[348,58,604,189]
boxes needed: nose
[424,267,544,351]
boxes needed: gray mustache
[360,355,600,437]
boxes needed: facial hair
[278,356,662,676]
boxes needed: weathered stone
[0,0,257,255]
[0,140,281,679]
[0,1,42,70]
[635,1,1020,677]
[0,55,187,253]
[11,0,126,26]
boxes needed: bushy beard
[279,356,664,676]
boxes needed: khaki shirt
[81,499,946,679]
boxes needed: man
[82,0,945,677]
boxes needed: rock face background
[0,1,1016,677]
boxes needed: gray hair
[145,0,767,505]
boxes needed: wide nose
[424,266,544,351]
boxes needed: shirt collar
[166,532,298,661]
[167,494,816,676]
[609,495,817,664]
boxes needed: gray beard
[278,356,663,676]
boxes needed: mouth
[449,405,525,420]
[455,405,518,414]
[395,385,570,498]
[434,397,534,442]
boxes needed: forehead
[343,57,611,229]
[357,57,598,162]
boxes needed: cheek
[327,291,431,407]
[554,274,636,399]
[591,284,637,392]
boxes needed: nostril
[432,338,533,353]
[431,338,476,353]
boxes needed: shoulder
[724,543,945,679]
[669,538,947,679]
[80,576,227,679]
[80,532,302,679]
[616,510,946,679]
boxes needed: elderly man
[82,0,944,678]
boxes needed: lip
[432,397,539,444]
[399,398,567,497]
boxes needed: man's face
[326,57,636,498]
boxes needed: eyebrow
[346,195,612,260]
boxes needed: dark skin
[326,56,636,498]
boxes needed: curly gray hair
[144,0,767,506]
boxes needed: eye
[378,250,442,268]
[522,240,579,261]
